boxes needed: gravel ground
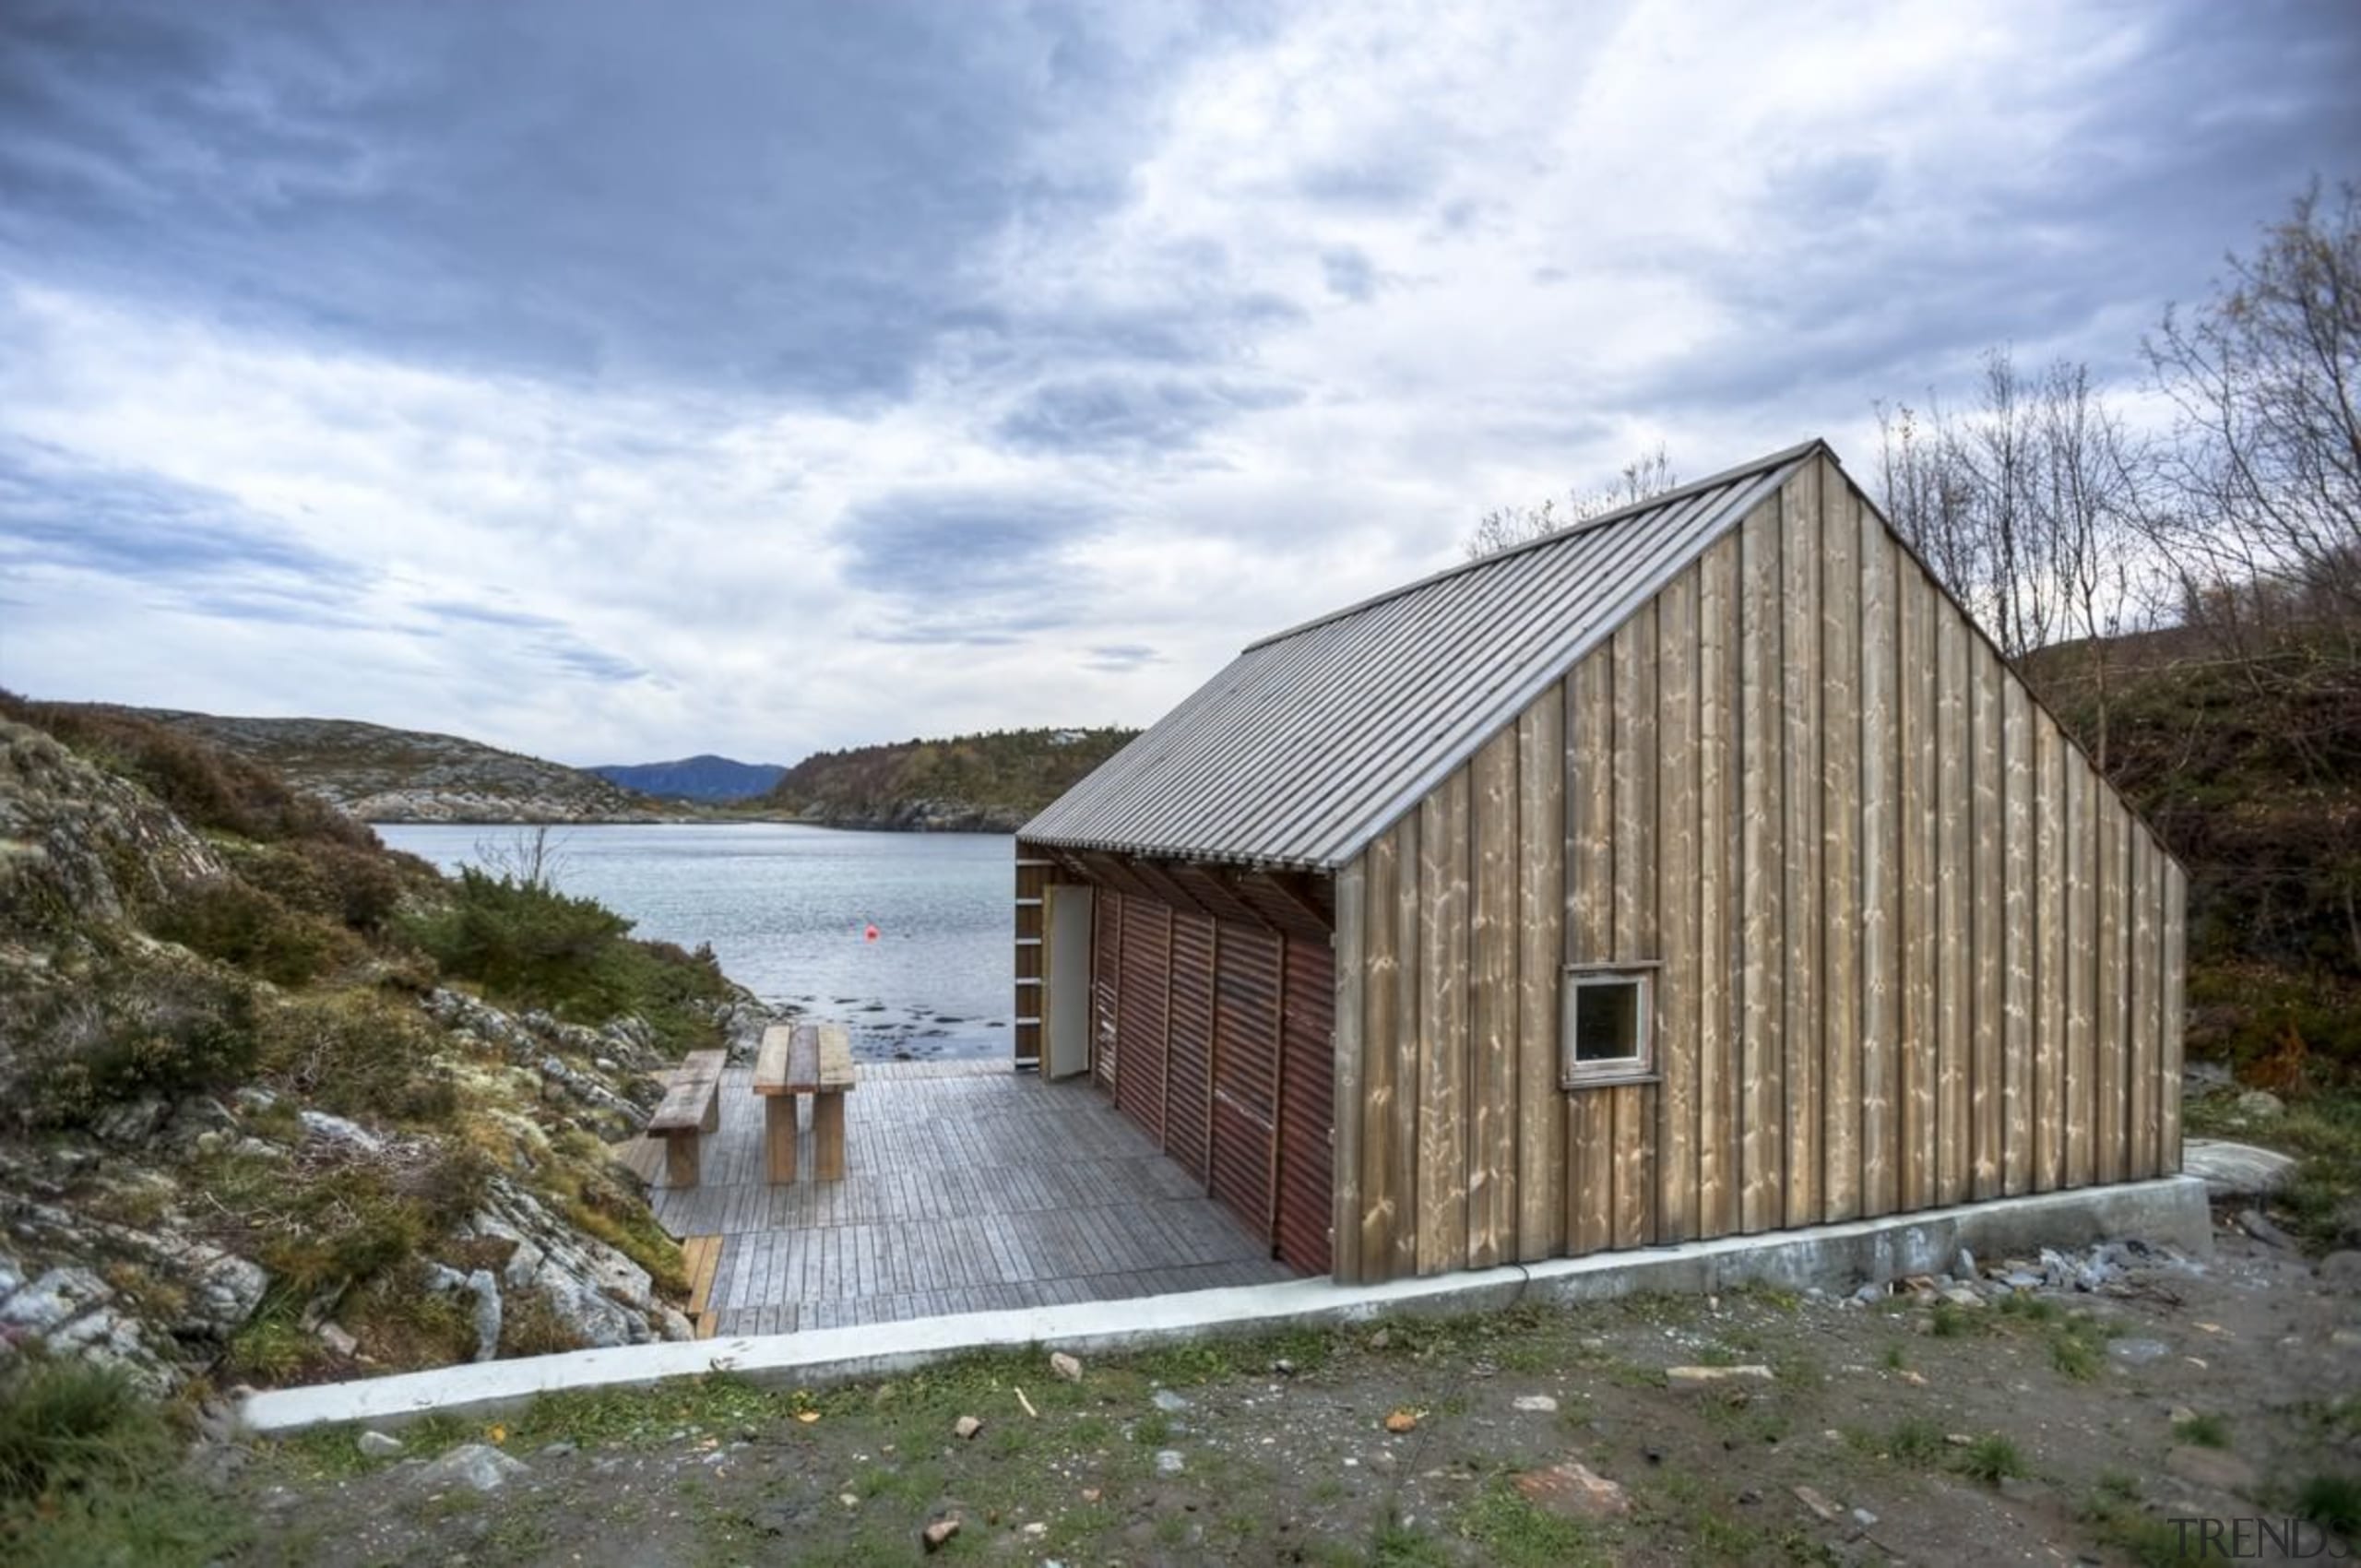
[225,1220,2361,1566]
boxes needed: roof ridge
[1242,436,1831,653]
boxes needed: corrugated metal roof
[1023,438,1828,871]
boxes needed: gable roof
[1022,438,1830,871]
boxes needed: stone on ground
[415,1443,528,1493]
[356,1431,403,1458]
[1513,1394,1559,1412]
[1049,1351,1083,1383]
[953,1415,982,1440]
[1514,1459,1631,1520]
[920,1515,961,1551]
[2165,1444,2260,1494]
[1667,1364,1774,1388]
[2183,1138,2299,1199]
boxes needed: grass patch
[2296,1473,2361,1538]
[2175,1411,2233,1449]
[1370,1509,1453,1566]
[0,1357,243,1565]
[1456,1478,1610,1568]
[1953,1433,2029,1487]
[1886,1416,1947,1467]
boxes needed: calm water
[376,823,1014,1061]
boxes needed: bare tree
[476,824,572,891]
[2143,180,2361,647]
[1463,444,1679,559]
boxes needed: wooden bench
[754,1023,856,1182]
[647,1049,726,1187]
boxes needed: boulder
[415,1443,528,1493]
[2182,1139,2299,1200]
[461,1179,674,1348]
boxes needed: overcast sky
[1,1,2354,766]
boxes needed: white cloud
[2,0,2351,763]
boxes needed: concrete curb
[238,1174,2211,1436]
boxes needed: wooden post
[665,1130,699,1189]
[813,1092,848,1181]
[765,1094,799,1183]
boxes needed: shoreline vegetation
[0,693,786,1535]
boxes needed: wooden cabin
[1014,439,2186,1286]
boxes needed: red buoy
[864,923,880,944]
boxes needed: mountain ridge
[587,754,785,802]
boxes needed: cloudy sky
[1,1,2354,766]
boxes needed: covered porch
[619,1060,1293,1336]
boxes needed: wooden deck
[617,1061,1293,1336]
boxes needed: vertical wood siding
[1331,454,2185,1282]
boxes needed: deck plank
[629,1061,1287,1331]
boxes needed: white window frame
[1560,962,1658,1088]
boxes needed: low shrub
[148,876,357,987]
[231,838,416,935]
[14,954,260,1128]
[197,1140,493,1302]
[0,1356,169,1503]
[255,991,458,1126]
[405,869,728,1050]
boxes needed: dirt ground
[223,1221,2360,1567]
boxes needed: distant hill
[101,707,676,824]
[757,726,1139,832]
[587,754,785,802]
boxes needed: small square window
[1561,966,1655,1087]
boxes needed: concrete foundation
[238,1174,2212,1437]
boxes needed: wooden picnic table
[753,1022,856,1182]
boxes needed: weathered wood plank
[1971,645,2004,1201]
[1391,811,1422,1279]
[1899,564,1939,1210]
[2160,858,2187,1175]
[1418,773,1470,1274]
[1612,1082,1655,1250]
[1738,496,1785,1231]
[2130,827,2160,1179]
[1569,649,1616,963]
[1566,650,1615,1253]
[2034,716,2066,1192]
[2002,678,2035,1196]
[1612,602,1659,1246]
[2095,795,2127,1185]
[1514,690,1566,1262]
[1655,567,1700,1243]
[1934,605,1971,1206]
[1358,825,1401,1278]
[1696,536,1742,1239]
[1857,510,1898,1218]
[1781,464,1821,1227]
[1332,857,1366,1283]
[1821,460,1860,1223]
[2065,750,2095,1187]
[1468,731,1519,1269]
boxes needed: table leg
[813,1091,847,1181]
[765,1094,799,1183]
[665,1129,699,1188]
